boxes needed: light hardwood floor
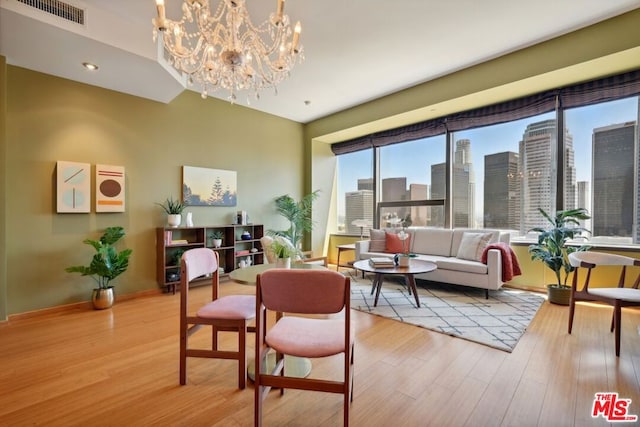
[1,278,639,426]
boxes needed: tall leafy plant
[268,190,319,249]
[65,226,133,289]
[528,208,591,288]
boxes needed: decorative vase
[547,285,571,305]
[92,287,114,310]
[275,257,291,269]
[167,214,181,228]
[185,212,193,227]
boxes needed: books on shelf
[170,239,189,245]
[164,230,190,245]
[369,257,395,267]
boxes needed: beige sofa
[354,228,511,298]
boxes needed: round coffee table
[352,259,437,308]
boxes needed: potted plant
[156,196,186,228]
[65,226,133,309]
[268,190,319,250]
[271,238,297,269]
[528,208,591,305]
[210,230,224,248]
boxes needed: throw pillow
[368,229,386,252]
[385,231,412,254]
[456,232,493,262]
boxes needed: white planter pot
[167,214,181,228]
[212,238,222,248]
[275,257,291,269]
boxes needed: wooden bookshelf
[156,224,264,293]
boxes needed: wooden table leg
[373,273,383,307]
[406,274,420,307]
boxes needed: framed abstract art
[56,161,91,213]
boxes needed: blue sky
[338,97,639,217]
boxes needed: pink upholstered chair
[254,269,354,426]
[179,248,255,388]
[568,251,640,357]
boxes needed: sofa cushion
[451,229,500,257]
[385,231,411,254]
[368,229,386,252]
[436,258,488,274]
[456,232,493,262]
[411,228,453,257]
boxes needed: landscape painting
[182,166,237,206]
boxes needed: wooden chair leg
[568,300,576,334]
[179,330,187,385]
[238,324,247,389]
[614,303,622,357]
[212,325,218,351]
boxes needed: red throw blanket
[481,242,522,282]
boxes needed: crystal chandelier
[152,0,304,103]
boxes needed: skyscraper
[357,178,373,191]
[484,151,519,229]
[430,163,446,227]
[577,180,591,231]
[520,120,549,233]
[409,183,429,227]
[592,121,637,238]
[518,120,575,234]
[381,177,408,220]
[453,139,475,227]
[345,190,374,235]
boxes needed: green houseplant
[210,230,224,248]
[268,190,319,250]
[271,238,297,268]
[65,226,133,309]
[528,208,591,305]
[156,196,186,227]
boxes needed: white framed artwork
[96,164,125,212]
[56,161,91,213]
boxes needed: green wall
[1,55,7,321]
[3,66,303,316]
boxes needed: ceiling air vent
[16,0,84,25]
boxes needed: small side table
[336,243,356,271]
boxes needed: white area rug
[348,271,545,352]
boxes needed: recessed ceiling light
[82,62,99,71]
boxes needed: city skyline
[337,97,639,237]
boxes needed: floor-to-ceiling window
[332,71,640,246]
[336,149,373,236]
[451,112,555,234]
[564,96,639,244]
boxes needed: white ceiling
[1,0,639,123]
